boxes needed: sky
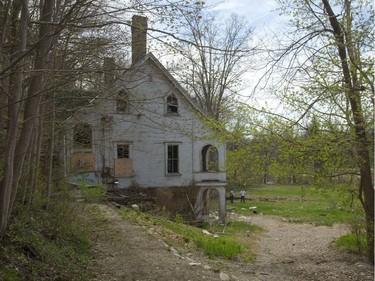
[211,0,285,110]
[212,0,281,34]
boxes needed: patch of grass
[194,234,241,259]
[247,185,315,199]
[78,182,107,203]
[233,200,352,226]
[335,233,367,255]
[231,185,358,226]
[119,207,261,261]
[0,267,22,281]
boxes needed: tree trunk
[322,0,374,263]
[0,0,28,238]
[0,0,55,238]
[45,94,56,202]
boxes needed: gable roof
[129,52,206,116]
[63,52,208,125]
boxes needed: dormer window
[117,90,129,113]
[166,94,178,114]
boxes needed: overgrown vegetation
[0,186,106,281]
[119,207,261,262]
[77,181,107,203]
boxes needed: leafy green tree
[260,0,374,262]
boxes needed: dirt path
[232,215,373,280]
[90,204,373,281]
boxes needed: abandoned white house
[62,15,227,221]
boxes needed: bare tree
[173,12,254,120]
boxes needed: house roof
[128,52,206,116]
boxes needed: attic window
[117,90,129,113]
[167,94,178,114]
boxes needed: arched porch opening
[194,184,226,223]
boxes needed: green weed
[78,181,107,202]
[119,208,260,261]
[335,233,367,254]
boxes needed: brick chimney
[131,15,148,66]
[103,57,115,87]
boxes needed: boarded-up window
[117,90,129,113]
[70,153,95,172]
[73,123,92,149]
[167,144,179,174]
[167,94,178,114]
[115,143,132,177]
[114,158,133,177]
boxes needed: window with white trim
[166,144,179,174]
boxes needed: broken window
[117,90,129,113]
[117,144,130,158]
[166,94,178,114]
[167,144,179,174]
[73,123,92,149]
[202,145,219,171]
[115,143,133,177]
